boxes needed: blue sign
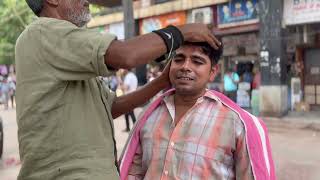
[217,0,259,28]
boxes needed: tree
[0,1,105,65]
[0,0,34,65]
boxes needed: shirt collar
[162,89,220,121]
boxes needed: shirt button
[164,170,168,175]
[171,142,175,147]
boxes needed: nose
[180,59,191,71]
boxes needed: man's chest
[140,105,237,155]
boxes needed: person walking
[121,69,138,132]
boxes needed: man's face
[59,0,91,27]
[169,45,218,96]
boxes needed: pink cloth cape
[119,89,276,180]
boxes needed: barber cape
[119,89,276,180]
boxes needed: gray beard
[67,9,91,27]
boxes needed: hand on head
[177,23,222,50]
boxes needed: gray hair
[25,0,44,17]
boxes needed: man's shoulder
[204,92,245,126]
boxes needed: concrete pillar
[122,0,135,39]
[258,0,288,116]
[122,0,147,85]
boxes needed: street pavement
[0,107,319,180]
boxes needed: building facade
[88,0,320,115]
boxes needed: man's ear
[46,0,59,6]
[209,65,219,82]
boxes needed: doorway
[304,48,320,108]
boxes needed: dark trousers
[225,90,237,103]
[125,111,136,130]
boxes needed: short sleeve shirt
[15,17,118,180]
[123,72,138,94]
[224,73,240,92]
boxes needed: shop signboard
[284,0,320,25]
[217,0,258,28]
[139,11,186,34]
[187,7,213,24]
[222,33,259,56]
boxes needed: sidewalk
[263,111,320,132]
[1,107,319,180]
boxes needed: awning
[213,23,260,36]
[88,0,228,27]
[88,0,121,7]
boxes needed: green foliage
[0,1,104,65]
[89,4,104,15]
[0,0,34,65]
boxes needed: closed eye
[193,60,204,65]
[173,58,184,63]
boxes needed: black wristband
[153,25,184,62]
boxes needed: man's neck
[174,89,206,103]
[174,94,201,107]
[172,90,206,126]
[39,7,64,21]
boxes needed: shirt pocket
[183,142,233,166]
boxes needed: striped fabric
[120,89,276,180]
[126,90,254,180]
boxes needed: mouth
[176,75,195,81]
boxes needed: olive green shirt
[15,17,119,180]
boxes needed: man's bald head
[25,0,91,27]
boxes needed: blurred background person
[8,72,16,108]
[121,69,138,132]
[223,68,239,102]
[0,77,10,110]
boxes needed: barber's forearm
[105,33,167,69]
[111,77,168,119]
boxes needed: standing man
[224,68,240,102]
[0,77,10,110]
[122,69,138,132]
[120,42,275,180]
[16,0,221,179]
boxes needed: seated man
[120,42,276,180]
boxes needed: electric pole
[122,0,147,85]
[122,0,135,39]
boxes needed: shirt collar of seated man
[169,42,222,125]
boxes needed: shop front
[139,11,186,35]
[213,0,260,109]
[283,0,320,110]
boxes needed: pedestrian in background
[0,77,10,110]
[223,68,240,102]
[16,0,222,179]
[8,73,16,108]
[121,69,138,132]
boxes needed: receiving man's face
[59,0,91,27]
[169,45,218,96]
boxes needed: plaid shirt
[128,91,254,180]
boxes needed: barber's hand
[156,60,172,89]
[177,23,221,50]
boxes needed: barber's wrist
[153,25,184,62]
